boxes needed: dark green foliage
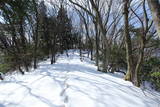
[151,71,160,91]
[0,64,11,73]
[0,54,15,73]
[98,43,127,72]
[0,0,37,74]
[142,57,160,91]
[0,1,80,74]
[110,45,127,70]
[57,5,73,51]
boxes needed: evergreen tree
[57,5,72,53]
[38,1,51,57]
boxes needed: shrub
[0,64,11,74]
[142,57,160,91]
[151,71,160,91]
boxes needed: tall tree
[38,1,51,57]
[147,0,160,37]
[75,8,93,60]
[57,5,72,55]
[0,0,34,73]
[32,0,39,69]
[123,0,134,81]
[69,0,114,72]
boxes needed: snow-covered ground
[0,51,160,107]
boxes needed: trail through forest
[0,51,160,107]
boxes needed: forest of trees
[0,0,160,91]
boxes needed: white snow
[0,50,160,107]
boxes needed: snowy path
[0,51,160,107]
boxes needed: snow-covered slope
[0,51,160,107]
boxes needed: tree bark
[94,21,100,70]
[134,42,145,87]
[133,0,148,87]
[90,0,108,72]
[147,0,160,37]
[33,0,39,69]
[51,36,56,64]
[123,0,134,81]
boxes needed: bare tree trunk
[79,36,82,61]
[147,0,160,37]
[33,28,38,69]
[133,0,148,87]
[90,44,93,60]
[33,0,39,69]
[123,0,134,81]
[91,3,108,72]
[94,21,100,70]
[134,43,145,87]
[102,43,108,72]
[18,64,24,75]
[51,36,56,64]
[51,51,56,64]
[19,19,29,72]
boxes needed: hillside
[0,51,159,107]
